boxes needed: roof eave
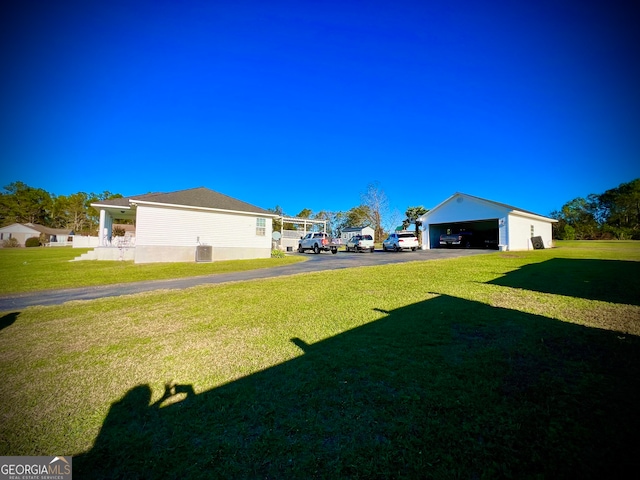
[90,202,134,210]
[510,210,558,222]
[130,199,279,218]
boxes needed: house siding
[134,205,272,263]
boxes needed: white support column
[98,209,106,246]
[98,210,114,246]
[499,217,508,251]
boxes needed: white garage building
[419,193,557,251]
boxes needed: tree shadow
[0,312,19,332]
[488,258,640,305]
[74,296,640,478]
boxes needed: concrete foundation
[71,246,135,261]
[72,245,272,263]
[133,245,271,263]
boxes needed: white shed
[341,226,375,242]
[418,193,557,251]
[89,187,279,263]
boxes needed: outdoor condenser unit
[195,245,212,262]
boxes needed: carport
[278,217,327,252]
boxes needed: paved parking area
[0,248,491,310]
[291,247,489,268]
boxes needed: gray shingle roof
[24,223,74,236]
[342,226,372,232]
[93,192,160,207]
[96,187,274,215]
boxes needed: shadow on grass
[74,296,640,479]
[0,312,18,332]
[489,258,640,305]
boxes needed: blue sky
[1,0,638,221]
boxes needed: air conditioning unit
[195,245,212,262]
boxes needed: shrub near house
[25,237,40,247]
[2,238,20,248]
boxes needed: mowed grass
[0,247,304,294]
[0,241,639,478]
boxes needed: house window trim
[256,218,266,237]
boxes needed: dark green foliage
[551,178,640,240]
[0,181,123,234]
[0,181,52,226]
[24,237,40,247]
[404,205,428,243]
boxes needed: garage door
[428,219,499,249]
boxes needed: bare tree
[361,182,389,242]
[384,208,404,237]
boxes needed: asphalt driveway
[0,248,490,310]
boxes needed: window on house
[256,218,266,236]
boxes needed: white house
[0,223,74,246]
[418,193,557,251]
[87,187,280,263]
[341,226,375,242]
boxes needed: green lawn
[0,247,304,294]
[1,241,639,478]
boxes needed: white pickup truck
[298,232,341,254]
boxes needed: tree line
[2,178,637,242]
[0,181,428,243]
[0,181,123,234]
[550,178,640,240]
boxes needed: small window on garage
[256,218,266,236]
[530,225,534,237]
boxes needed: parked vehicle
[439,231,474,248]
[298,232,340,254]
[382,232,419,251]
[345,234,375,253]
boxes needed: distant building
[341,226,375,242]
[0,223,74,246]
